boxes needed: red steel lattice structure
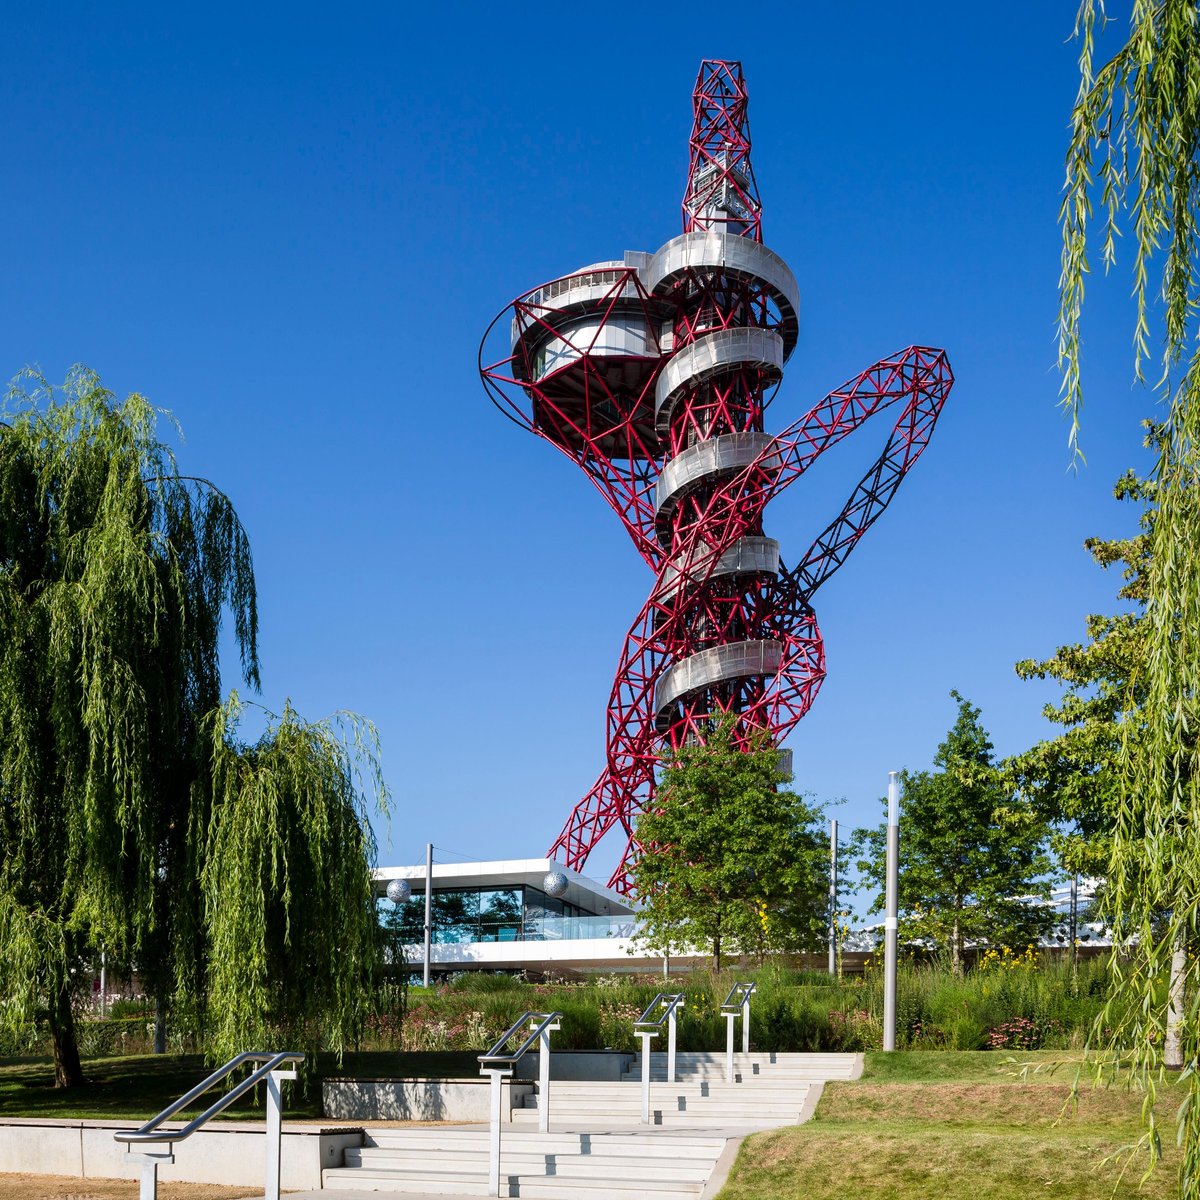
[480,61,954,895]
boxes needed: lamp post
[423,842,433,988]
[828,818,838,976]
[385,849,433,987]
[883,771,900,1051]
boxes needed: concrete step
[624,1056,858,1081]
[346,1148,712,1181]
[518,1089,809,1113]
[514,1094,804,1109]
[621,1074,835,1085]
[366,1129,727,1155]
[595,1074,819,1085]
[523,1084,807,1098]
[323,1165,705,1198]
[658,1052,853,1060]
[510,1110,798,1128]
[523,1084,806,1097]
[633,1069,849,1079]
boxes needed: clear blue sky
[3,4,1151,898]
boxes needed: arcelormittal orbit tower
[480,61,953,895]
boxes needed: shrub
[987,1015,1063,1051]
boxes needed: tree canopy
[851,693,1053,975]
[631,716,827,970]
[0,368,388,1083]
[1009,465,1152,879]
[1060,4,1200,1187]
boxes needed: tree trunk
[1165,929,1186,1071]
[154,996,167,1055]
[47,980,84,1088]
[951,913,962,977]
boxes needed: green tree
[631,716,827,970]
[0,368,387,1084]
[851,693,1054,975]
[198,694,388,1062]
[1060,4,1200,1186]
[1009,467,1152,879]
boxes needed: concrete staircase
[322,1125,728,1198]
[623,1050,862,1083]
[507,1052,860,1129]
[318,1051,861,1197]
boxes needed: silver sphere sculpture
[386,878,411,904]
[543,870,568,898]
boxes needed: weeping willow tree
[0,367,388,1085]
[1060,2,1200,1190]
[198,694,386,1062]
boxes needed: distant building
[375,858,650,976]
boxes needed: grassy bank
[717,1051,1180,1200]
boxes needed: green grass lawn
[0,1050,482,1122]
[718,1051,1181,1200]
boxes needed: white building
[374,857,666,975]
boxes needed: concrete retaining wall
[322,1077,534,1122]
[513,1051,636,1081]
[0,1118,362,1189]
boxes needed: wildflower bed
[393,956,1112,1055]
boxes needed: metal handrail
[720,980,757,1013]
[634,991,686,1029]
[721,981,756,1079]
[478,1012,563,1196]
[477,1010,564,1069]
[114,1050,304,1145]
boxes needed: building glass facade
[382,884,592,945]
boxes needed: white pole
[486,1069,505,1196]
[828,819,838,976]
[883,771,900,1052]
[99,950,107,1017]
[134,1152,173,1200]
[423,842,433,989]
[537,1022,552,1133]
[639,1031,654,1124]
[741,992,751,1055]
[666,1003,677,1085]
[264,1067,294,1200]
[725,1012,736,1083]
[139,1159,156,1200]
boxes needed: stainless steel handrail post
[113,1050,303,1200]
[133,1150,173,1200]
[638,1029,656,1124]
[264,1064,298,1200]
[666,998,678,1085]
[724,1009,737,1083]
[477,1010,563,1197]
[536,1016,556,1133]
[720,982,757,1081]
[482,1065,512,1197]
[633,992,686,1117]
